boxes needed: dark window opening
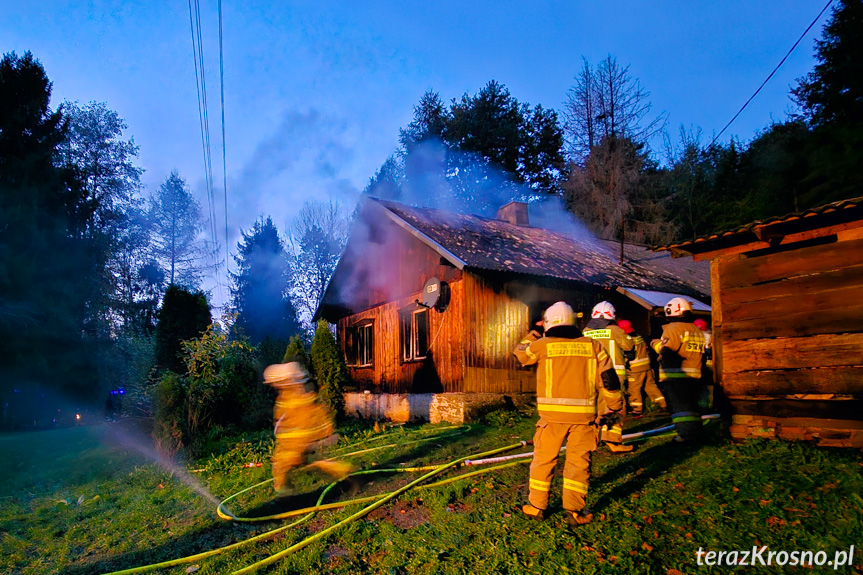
[400,306,429,362]
[346,320,374,367]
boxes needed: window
[346,321,374,367]
[400,306,429,362]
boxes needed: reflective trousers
[627,369,666,414]
[663,379,703,440]
[528,419,597,512]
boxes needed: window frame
[400,306,429,363]
[346,319,374,368]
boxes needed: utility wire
[711,0,834,145]
[218,0,230,278]
[188,0,224,308]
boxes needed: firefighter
[650,298,706,442]
[582,301,634,452]
[617,319,666,415]
[693,318,714,409]
[513,301,623,527]
[264,358,351,493]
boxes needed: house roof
[656,196,863,259]
[373,198,707,296]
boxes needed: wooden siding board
[723,333,863,373]
[722,303,863,340]
[718,237,863,290]
[723,367,863,396]
[722,264,863,307]
[723,284,863,324]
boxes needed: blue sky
[3,0,830,307]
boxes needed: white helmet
[665,297,693,317]
[544,301,575,328]
[263,362,309,386]
[591,301,616,320]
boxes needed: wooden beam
[728,398,863,421]
[723,284,863,324]
[722,264,863,307]
[722,366,863,396]
[723,333,863,373]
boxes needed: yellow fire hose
[102,416,708,574]
[102,429,528,575]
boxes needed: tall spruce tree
[310,320,346,420]
[0,51,99,405]
[154,285,211,374]
[230,216,300,344]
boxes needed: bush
[310,320,347,420]
[282,334,311,366]
[154,285,211,374]
[152,372,186,455]
[151,323,266,457]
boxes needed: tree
[310,319,346,420]
[149,171,208,289]
[563,56,665,165]
[0,51,99,402]
[793,0,863,127]
[563,135,647,240]
[366,82,566,214]
[792,0,863,203]
[288,201,349,332]
[154,284,211,374]
[57,100,143,232]
[230,216,300,344]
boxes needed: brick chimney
[496,201,529,227]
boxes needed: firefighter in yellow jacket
[617,319,666,415]
[650,298,706,442]
[513,301,623,527]
[263,359,351,492]
[582,301,634,452]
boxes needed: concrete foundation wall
[344,391,535,424]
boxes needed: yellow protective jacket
[628,331,652,374]
[582,321,634,382]
[514,329,623,424]
[650,321,706,382]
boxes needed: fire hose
[102,415,719,575]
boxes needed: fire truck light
[76,414,81,420]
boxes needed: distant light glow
[76,414,81,420]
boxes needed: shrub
[152,372,187,455]
[310,320,347,420]
[154,285,211,374]
[282,334,311,366]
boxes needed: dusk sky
[3,0,831,309]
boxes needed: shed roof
[657,196,863,260]
[616,287,711,312]
[374,198,707,296]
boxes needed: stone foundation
[344,391,535,424]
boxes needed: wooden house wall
[713,225,863,427]
[338,279,465,394]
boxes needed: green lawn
[1,413,862,575]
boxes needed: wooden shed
[659,196,863,447]
[317,198,709,422]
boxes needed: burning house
[658,196,863,447]
[316,197,710,423]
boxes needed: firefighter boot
[307,459,354,481]
[606,442,634,453]
[565,509,594,527]
[521,504,547,521]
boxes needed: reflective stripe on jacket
[514,331,622,424]
[582,324,634,381]
[650,322,705,383]
[628,333,652,373]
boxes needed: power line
[187,0,224,307]
[711,0,834,145]
[218,0,229,277]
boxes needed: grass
[1,412,862,575]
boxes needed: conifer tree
[310,320,346,420]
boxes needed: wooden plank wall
[462,273,532,393]
[339,279,465,394]
[715,225,863,439]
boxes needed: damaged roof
[374,198,708,297]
